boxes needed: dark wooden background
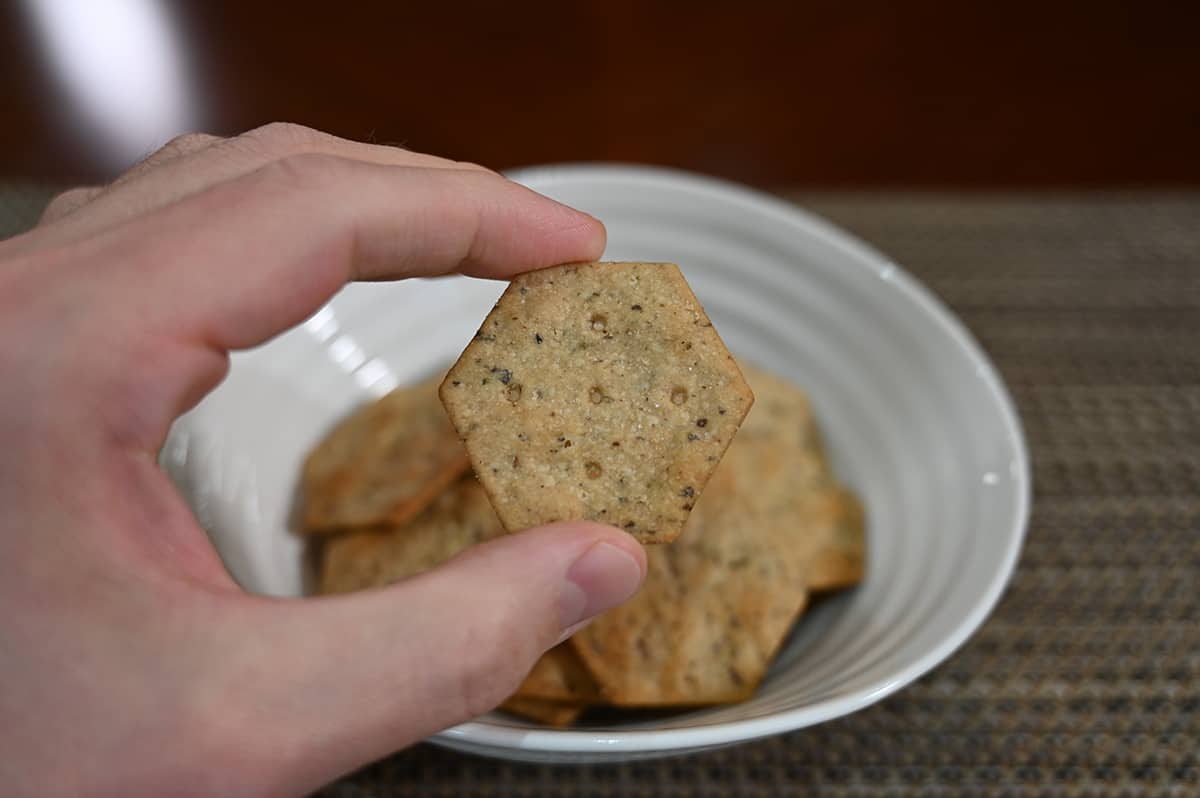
[2,0,1198,188]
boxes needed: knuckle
[40,186,98,223]
[263,151,351,191]
[242,121,331,154]
[111,132,218,185]
[161,131,219,156]
[450,160,495,175]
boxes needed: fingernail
[559,541,644,631]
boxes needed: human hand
[0,124,646,797]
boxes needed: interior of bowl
[163,165,1028,760]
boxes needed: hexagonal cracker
[439,261,753,543]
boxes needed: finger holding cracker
[319,475,608,726]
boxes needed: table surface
[3,189,1197,796]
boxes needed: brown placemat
[3,189,1196,796]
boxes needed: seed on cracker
[301,375,470,534]
[439,262,753,544]
[318,475,504,594]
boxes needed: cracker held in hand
[302,375,470,533]
[570,363,866,705]
[439,262,753,543]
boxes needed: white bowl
[163,165,1030,763]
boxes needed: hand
[0,123,646,797]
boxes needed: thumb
[219,523,644,791]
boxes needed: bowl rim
[434,163,1031,755]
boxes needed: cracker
[301,375,471,534]
[806,488,867,592]
[733,362,830,489]
[499,697,585,727]
[514,643,604,702]
[440,262,753,543]
[318,475,503,594]
[735,362,865,590]
[570,363,865,705]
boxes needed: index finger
[91,154,605,352]
[69,155,604,450]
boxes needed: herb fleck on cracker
[439,262,753,544]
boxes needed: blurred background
[1,0,1198,188]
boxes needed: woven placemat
[3,189,1196,796]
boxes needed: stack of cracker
[301,263,865,725]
